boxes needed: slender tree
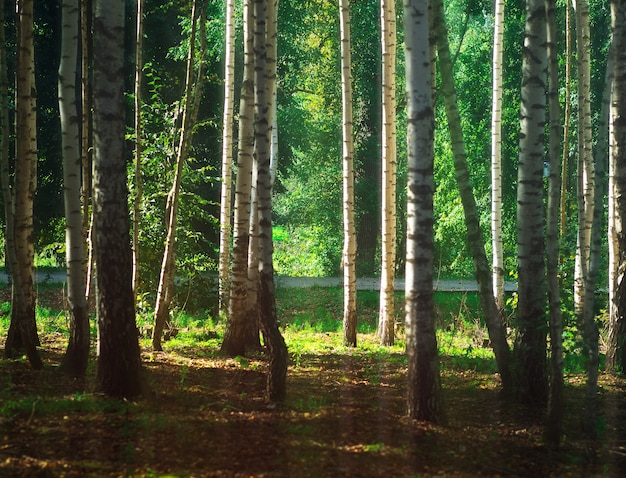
[218,0,236,316]
[515,0,548,404]
[404,0,441,423]
[339,0,357,348]
[574,0,594,319]
[59,0,90,376]
[81,0,93,300]
[609,1,626,371]
[222,0,255,357]
[254,0,288,402]
[560,0,572,240]
[93,0,142,398]
[431,0,511,392]
[5,0,43,369]
[378,0,397,346]
[545,0,564,446]
[153,1,207,350]
[491,0,505,311]
[132,0,145,298]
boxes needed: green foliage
[273,226,341,277]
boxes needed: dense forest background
[0,0,611,298]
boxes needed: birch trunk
[432,0,511,392]
[378,0,397,346]
[255,0,287,402]
[5,0,42,369]
[218,0,236,315]
[59,0,90,376]
[222,0,255,357]
[545,0,564,446]
[515,0,548,405]
[610,0,626,375]
[132,0,145,298]
[93,0,142,398]
[153,2,206,351]
[339,0,357,348]
[491,0,505,311]
[404,0,441,423]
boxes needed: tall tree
[218,0,236,316]
[515,0,548,404]
[222,0,255,357]
[339,0,357,348]
[431,0,511,392]
[0,0,18,323]
[81,0,93,300]
[93,0,142,398]
[490,0,505,311]
[254,0,288,402]
[152,1,207,351]
[545,0,564,446]
[560,0,573,240]
[609,0,626,371]
[5,0,43,369]
[59,0,90,376]
[574,0,594,319]
[378,0,397,346]
[404,0,441,423]
[132,0,145,298]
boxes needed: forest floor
[1,288,626,477]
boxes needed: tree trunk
[59,0,90,376]
[222,0,255,358]
[255,0,287,402]
[609,0,626,373]
[491,0,505,311]
[378,0,397,347]
[132,0,145,298]
[545,0,564,447]
[560,0,573,241]
[339,0,357,348]
[153,1,206,351]
[218,0,236,316]
[6,0,43,369]
[404,0,441,424]
[574,0,594,320]
[93,0,142,398]
[431,0,512,392]
[515,0,548,405]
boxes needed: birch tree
[218,0,236,315]
[132,0,145,298]
[431,0,511,391]
[574,0,594,319]
[339,0,357,348]
[5,0,43,369]
[491,0,505,311]
[93,0,142,398]
[515,0,548,404]
[545,0,564,446]
[404,0,441,423]
[609,0,626,371]
[254,0,288,402]
[59,0,90,376]
[378,0,397,346]
[222,0,255,357]
[153,1,207,351]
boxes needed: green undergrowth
[0,286,594,376]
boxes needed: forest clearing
[1,286,626,477]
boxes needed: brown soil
[1,291,625,476]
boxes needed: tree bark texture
[432,0,512,392]
[93,0,142,398]
[59,0,90,376]
[404,0,441,423]
[378,0,397,346]
[339,0,357,348]
[222,0,255,358]
[515,0,548,405]
[6,0,43,369]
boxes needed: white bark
[339,0,357,347]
